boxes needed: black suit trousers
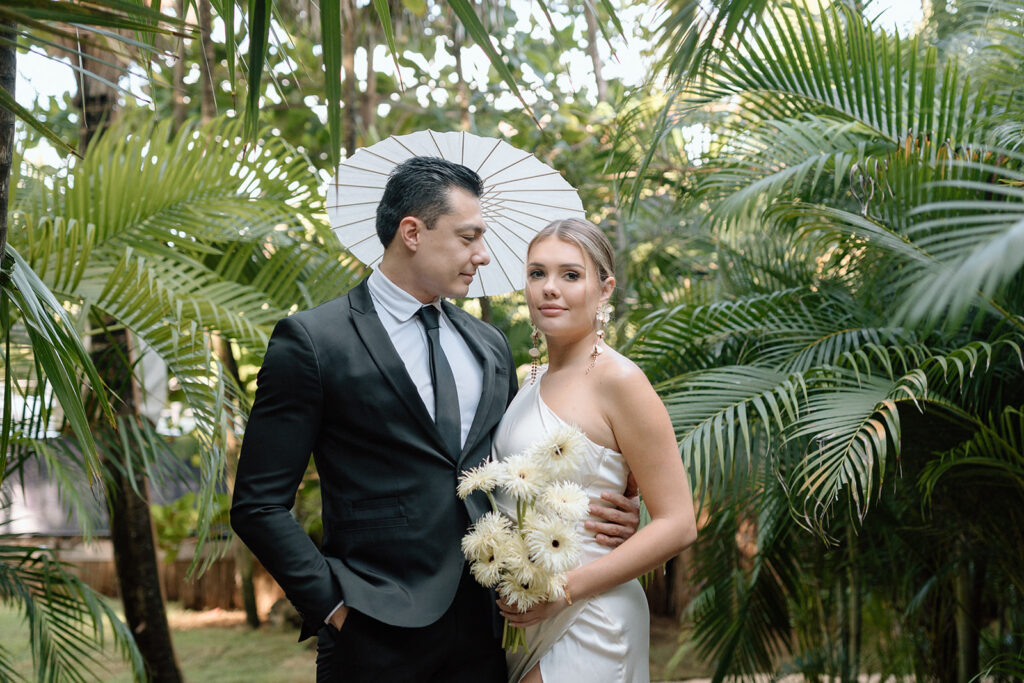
[315,568,506,682]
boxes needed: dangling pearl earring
[529,325,543,384]
[587,304,612,374]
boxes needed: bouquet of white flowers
[457,423,590,652]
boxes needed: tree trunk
[452,22,471,130]
[93,324,183,682]
[171,0,187,130]
[583,4,607,103]
[341,0,358,156]
[199,0,216,122]
[360,23,377,132]
[72,34,120,149]
[76,40,183,677]
[954,553,982,683]
[840,526,861,682]
[0,19,15,260]
[108,452,184,682]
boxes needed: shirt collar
[367,269,442,323]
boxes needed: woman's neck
[545,330,599,372]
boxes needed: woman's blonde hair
[527,218,615,283]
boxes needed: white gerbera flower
[494,528,529,568]
[498,551,552,611]
[498,452,549,500]
[528,423,587,480]
[523,512,582,573]
[462,512,516,588]
[541,571,568,602]
[469,555,505,588]
[457,460,503,499]
[461,512,513,563]
[538,481,590,521]
[498,577,549,612]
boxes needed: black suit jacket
[230,278,518,639]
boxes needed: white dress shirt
[326,269,485,625]
[366,268,484,448]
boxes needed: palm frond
[921,333,1024,395]
[710,5,989,145]
[978,648,1024,679]
[785,368,928,525]
[715,227,827,295]
[93,416,197,502]
[775,149,1024,332]
[661,365,804,502]
[895,153,1024,326]
[88,251,232,556]
[640,2,996,213]
[7,112,348,566]
[0,541,144,682]
[626,288,813,379]
[2,0,187,157]
[919,405,1024,500]
[703,115,882,223]
[217,240,364,315]
[2,248,112,479]
[44,116,323,249]
[656,0,774,80]
[686,480,796,680]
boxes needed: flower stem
[501,619,530,654]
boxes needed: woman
[492,218,698,682]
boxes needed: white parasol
[326,130,586,297]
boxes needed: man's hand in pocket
[328,605,350,631]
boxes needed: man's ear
[397,216,423,252]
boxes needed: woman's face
[525,236,613,341]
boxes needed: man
[231,157,638,681]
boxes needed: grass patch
[1,602,706,681]
[0,600,312,682]
[651,615,713,681]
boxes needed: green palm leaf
[661,365,804,501]
[656,0,774,80]
[785,368,927,524]
[921,333,1024,395]
[920,405,1024,500]
[2,248,112,477]
[0,541,145,682]
[686,480,797,679]
[626,289,813,379]
[703,115,882,223]
[2,0,186,157]
[896,155,1024,325]
[6,113,347,560]
[716,5,987,145]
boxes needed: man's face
[409,187,490,300]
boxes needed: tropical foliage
[3,113,361,678]
[5,0,1024,680]
[618,0,1024,678]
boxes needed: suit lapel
[443,301,505,467]
[348,280,452,461]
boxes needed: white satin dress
[493,367,650,683]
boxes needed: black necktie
[417,306,462,457]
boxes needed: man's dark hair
[375,156,484,248]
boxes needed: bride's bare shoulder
[593,349,656,399]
